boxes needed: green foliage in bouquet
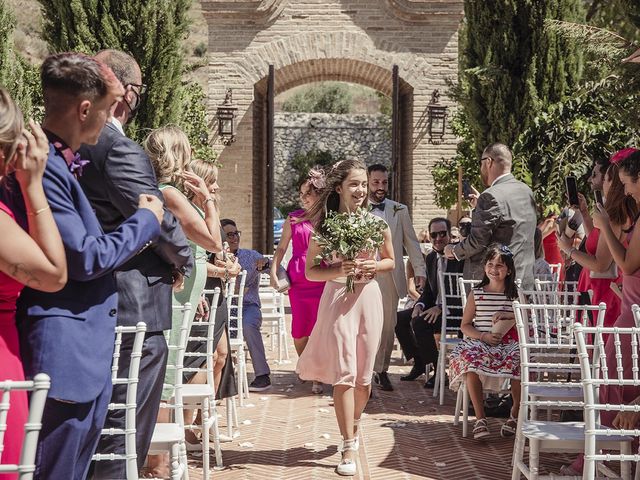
[312,208,386,293]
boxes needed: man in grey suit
[368,164,426,391]
[444,142,536,289]
[78,50,193,478]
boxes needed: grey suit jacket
[379,199,426,298]
[452,173,536,290]
[78,121,193,331]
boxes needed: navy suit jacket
[79,122,193,331]
[0,144,160,402]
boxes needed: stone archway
[202,1,462,250]
[252,59,413,251]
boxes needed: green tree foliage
[434,0,600,209]
[431,112,480,209]
[282,82,352,114]
[459,0,585,152]
[37,0,198,142]
[0,0,42,120]
[514,81,639,215]
[177,82,217,164]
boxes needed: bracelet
[203,197,215,206]
[27,205,51,216]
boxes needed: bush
[193,41,207,57]
[291,149,336,188]
[282,82,352,114]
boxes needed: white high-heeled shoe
[337,438,358,476]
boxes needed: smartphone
[462,178,472,200]
[594,190,604,206]
[565,176,579,206]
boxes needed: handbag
[275,265,291,293]
[589,260,618,279]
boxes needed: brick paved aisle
[186,315,569,480]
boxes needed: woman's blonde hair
[143,125,191,186]
[0,87,25,173]
[187,159,219,203]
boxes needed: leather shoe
[374,372,394,391]
[424,372,448,389]
[400,365,425,381]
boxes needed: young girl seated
[449,243,521,440]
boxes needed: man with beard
[367,164,426,391]
[444,143,536,289]
[395,218,463,386]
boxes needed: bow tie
[69,154,90,177]
[370,202,385,212]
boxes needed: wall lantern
[216,88,238,145]
[427,89,448,144]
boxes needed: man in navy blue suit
[1,53,165,480]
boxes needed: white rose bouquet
[313,208,387,292]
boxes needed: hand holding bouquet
[313,208,387,292]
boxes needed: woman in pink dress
[296,159,394,477]
[270,168,326,394]
[0,88,66,479]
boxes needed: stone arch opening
[252,58,414,251]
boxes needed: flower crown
[307,168,325,190]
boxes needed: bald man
[444,142,536,289]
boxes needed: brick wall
[202,0,463,250]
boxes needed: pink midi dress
[287,210,325,339]
[296,253,384,387]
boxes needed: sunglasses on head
[430,231,448,239]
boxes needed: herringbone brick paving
[186,315,572,480]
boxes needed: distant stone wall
[274,112,391,210]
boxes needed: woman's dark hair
[618,150,640,183]
[475,243,519,300]
[605,163,638,227]
[305,158,368,232]
[220,218,236,228]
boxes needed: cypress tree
[37,0,192,141]
[459,0,585,152]
[0,0,42,120]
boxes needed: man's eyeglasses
[430,231,448,239]
[225,231,241,239]
[124,83,147,115]
[480,156,492,165]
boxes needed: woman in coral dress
[558,162,636,330]
[271,168,326,394]
[0,89,67,479]
[296,159,394,477]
